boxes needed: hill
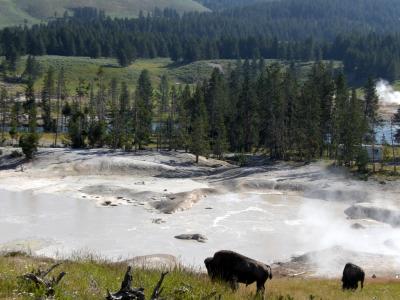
[0,0,208,28]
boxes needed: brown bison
[342,263,365,290]
[204,250,272,296]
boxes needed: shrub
[19,133,39,159]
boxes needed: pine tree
[332,73,348,164]
[236,60,258,153]
[173,85,191,151]
[54,67,67,146]
[157,75,169,150]
[9,96,20,145]
[342,89,364,166]
[68,79,88,148]
[188,85,209,163]
[41,67,56,132]
[20,80,39,159]
[22,56,41,82]
[205,68,228,158]
[363,77,380,171]
[134,70,153,149]
[108,78,120,149]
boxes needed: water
[1,189,400,268]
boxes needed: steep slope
[0,0,209,27]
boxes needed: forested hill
[0,0,208,28]
[2,0,400,80]
[218,0,400,40]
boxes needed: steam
[376,80,400,106]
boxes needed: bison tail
[267,266,273,280]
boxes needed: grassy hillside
[0,0,208,28]
[6,56,341,94]
[0,254,400,299]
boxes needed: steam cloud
[376,80,400,106]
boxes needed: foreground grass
[0,255,400,299]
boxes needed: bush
[19,133,39,159]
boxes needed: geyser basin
[1,189,400,277]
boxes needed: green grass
[0,0,209,28]
[8,56,342,94]
[1,254,400,299]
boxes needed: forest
[2,0,400,81]
[1,56,399,167]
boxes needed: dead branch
[106,266,145,300]
[21,263,66,296]
[150,271,168,300]
[106,267,169,300]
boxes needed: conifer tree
[173,85,191,151]
[55,67,67,146]
[134,70,153,149]
[9,96,20,145]
[20,80,39,159]
[188,85,209,163]
[363,77,380,171]
[41,67,56,132]
[205,68,228,158]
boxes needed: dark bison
[204,250,272,296]
[342,263,365,290]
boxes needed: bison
[342,263,365,290]
[204,250,272,296]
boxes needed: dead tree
[20,263,66,296]
[106,266,168,300]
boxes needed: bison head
[204,257,216,279]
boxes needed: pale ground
[0,147,400,278]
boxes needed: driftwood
[106,266,169,300]
[21,263,66,296]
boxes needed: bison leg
[256,281,266,300]
[229,276,239,291]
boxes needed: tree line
[1,57,398,167]
[2,1,400,80]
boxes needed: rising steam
[376,80,400,106]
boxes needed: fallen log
[106,266,168,300]
[20,263,66,296]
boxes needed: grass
[0,0,208,28]
[1,254,400,300]
[7,56,343,94]
[10,56,227,93]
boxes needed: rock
[117,196,124,199]
[205,207,213,210]
[351,223,365,230]
[152,218,166,224]
[102,201,112,206]
[174,234,207,243]
[372,274,377,278]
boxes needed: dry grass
[1,254,400,299]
